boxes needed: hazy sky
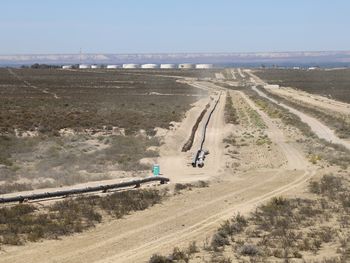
[1,0,349,54]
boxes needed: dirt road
[249,77,350,150]
[238,91,308,170]
[0,80,317,263]
[8,69,60,99]
[0,170,312,263]
[265,86,350,117]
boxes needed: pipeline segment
[192,93,221,167]
[0,177,169,204]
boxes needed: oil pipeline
[0,177,169,204]
[192,93,222,168]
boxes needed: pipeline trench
[192,92,222,167]
[181,102,210,152]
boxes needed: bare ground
[0,77,323,263]
[247,70,350,150]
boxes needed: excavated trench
[181,103,210,152]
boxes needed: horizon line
[1,50,350,56]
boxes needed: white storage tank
[79,64,90,69]
[178,63,195,69]
[196,64,213,69]
[141,64,159,69]
[122,64,140,69]
[106,65,121,69]
[62,65,72,69]
[91,65,100,69]
[160,64,176,69]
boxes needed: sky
[0,0,349,54]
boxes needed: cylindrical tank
[178,63,195,69]
[79,64,90,69]
[106,65,121,69]
[160,64,176,69]
[141,64,159,69]
[91,65,100,69]
[123,64,140,69]
[62,65,72,69]
[196,64,213,69]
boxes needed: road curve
[252,86,350,151]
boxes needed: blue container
[153,164,160,176]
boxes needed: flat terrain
[1,68,350,262]
[0,68,209,193]
[254,68,350,103]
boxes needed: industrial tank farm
[160,64,176,69]
[106,65,121,69]
[141,64,159,69]
[122,63,140,69]
[178,63,195,69]
[79,64,91,69]
[69,63,215,70]
[196,64,213,69]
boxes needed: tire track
[106,169,314,263]
[252,85,350,150]
[7,69,60,99]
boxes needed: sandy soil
[248,71,350,150]
[230,69,237,80]
[0,79,320,263]
[237,68,245,79]
[238,91,308,170]
[158,82,227,183]
[265,85,350,117]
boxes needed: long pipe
[192,93,221,167]
[200,93,221,150]
[0,177,169,204]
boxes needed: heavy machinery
[192,149,209,168]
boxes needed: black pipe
[0,177,169,204]
[200,93,221,150]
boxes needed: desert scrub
[260,86,350,139]
[249,88,350,168]
[174,180,209,194]
[0,182,33,194]
[254,68,350,104]
[149,175,350,262]
[248,88,314,137]
[306,139,350,169]
[0,68,206,135]
[0,188,167,245]
[255,134,272,146]
[149,242,200,263]
[246,107,266,129]
[224,92,239,125]
[1,134,161,193]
